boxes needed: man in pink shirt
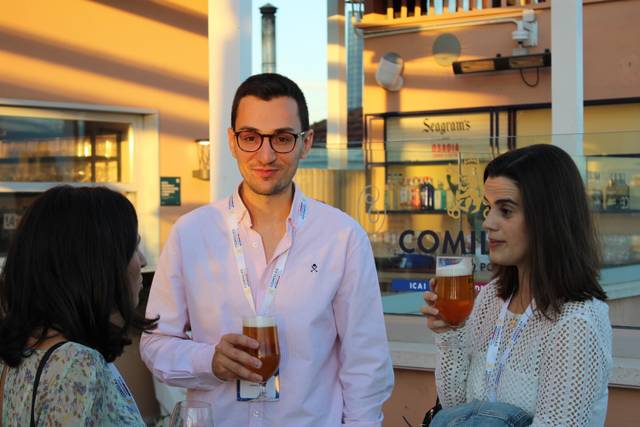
[140,73,394,427]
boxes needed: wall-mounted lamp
[512,9,538,56]
[376,52,404,91]
[452,50,551,75]
[192,138,210,181]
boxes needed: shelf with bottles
[0,156,122,182]
[367,160,455,167]
[377,159,456,214]
[587,171,640,212]
[382,174,450,212]
[370,209,449,215]
[592,209,640,214]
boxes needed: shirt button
[253,410,260,417]
[251,242,258,248]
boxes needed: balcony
[359,0,548,30]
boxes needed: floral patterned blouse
[0,342,145,426]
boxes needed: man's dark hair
[484,144,606,318]
[0,186,157,367]
[231,73,310,131]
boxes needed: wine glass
[242,315,280,401]
[168,400,214,427]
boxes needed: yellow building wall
[0,2,210,419]
[362,2,640,117]
[0,0,210,245]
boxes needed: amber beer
[242,316,280,381]
[435,256,475,326]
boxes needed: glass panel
[295,131,640,329]
[0,193,40,255]
[0,115,130,182]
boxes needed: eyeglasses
[233,130,307,154]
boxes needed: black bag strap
[421,396,442,427]
[30,341,68,427]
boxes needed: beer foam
[436,256,473,277]
[243,316,276,327]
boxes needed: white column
[209,0,252,201]
[327,0,348,170]
[551,0,583,157]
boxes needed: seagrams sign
[423,118,471,135]
[386,112,490,143]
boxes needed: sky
[251,0,328,124]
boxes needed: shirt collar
[230,182,307,229]
[288,182,306,230]
[231,184,250,225]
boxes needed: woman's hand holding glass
[421,280,457,334]
[422,256,476,333]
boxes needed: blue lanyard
[108,364,142,418]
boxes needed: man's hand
[212,333,263,383]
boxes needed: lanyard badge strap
[226,194,307,314]
[485,296,533,402]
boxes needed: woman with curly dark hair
[0,185,157,425]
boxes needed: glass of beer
[434,256,475,326]
[242,315,280,401]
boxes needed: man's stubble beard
[244,175,294,197]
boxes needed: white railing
[382,0,545,20]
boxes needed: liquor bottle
[619,173,630,210]
[399,177,410,208]
[434,181,446,210]
[434,180,442,210]
[411,178,421,210]
[386,173,397,210]
[631,175,640,210]
[605,174,617,210]
[396,174,403,210]
[426,177,435,210]
[420,178,428,210]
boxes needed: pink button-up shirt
[140,184,394,427]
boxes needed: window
[0,101,159,268]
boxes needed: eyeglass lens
[236,131,298,153]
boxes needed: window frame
[0,99,160,269]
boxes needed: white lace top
[435,280,612,427]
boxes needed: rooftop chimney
[260,3,277,73]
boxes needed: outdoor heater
[452,49,551,75]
